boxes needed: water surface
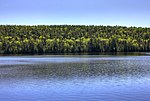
[0,55,150,101]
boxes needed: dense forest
[0,25,150,54]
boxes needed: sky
[0,0,150,27]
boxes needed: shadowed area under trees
[0,25,150,54]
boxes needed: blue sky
[0,0,150,27]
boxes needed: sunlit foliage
[0,25,150,54]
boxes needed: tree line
[0,25,150,54]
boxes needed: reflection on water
[0,55,150,101]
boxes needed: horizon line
[0,24,149,28]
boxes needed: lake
[0,54,150,101]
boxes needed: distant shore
[0,25,150,54]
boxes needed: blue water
[0,55,150,101]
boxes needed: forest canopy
[0,25,150,54]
